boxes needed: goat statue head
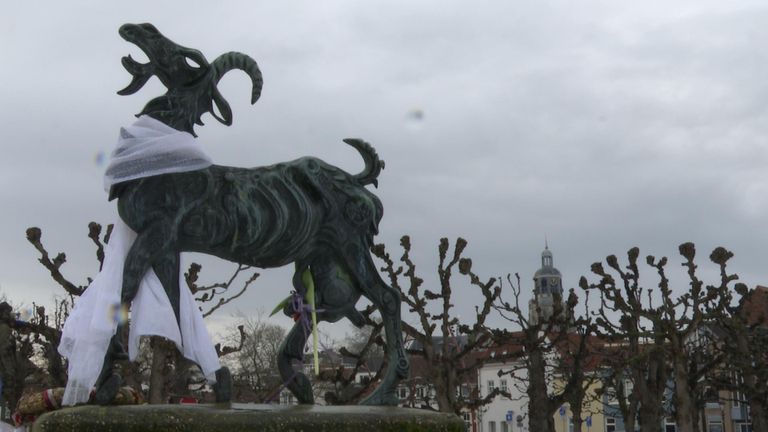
[117,23,263,136]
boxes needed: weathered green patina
[94,23,408,406]
[117,23,262,136]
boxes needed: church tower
[528,244,565,325]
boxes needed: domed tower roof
[534,247,562,278]
[529,242,567,325]
[532,244,563,296]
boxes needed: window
[606,417,616,432]
[488,420,496,432]
[732,373,745,407]
[708,421,723,432]
[487,380,496,394]
[461,385,470,397]
[703,386,720,408]
[461,412,471,431]
[665,417,677,432]
[500,421,509,432]
[623,379,634,397]
[398,387,407,399]
[736,422,752,432]
[500,379,508,393]
[456,384,471,399]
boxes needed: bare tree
[319,308,386,405]
[581,244,741,432]
[582,248,674,432]
[222,316,285,402]
[371,236,500,414]
[658,244,732,432]
[0,301,43,418]
[708,282,768,429]
[491,273,598,432]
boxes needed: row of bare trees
[358,237,767,432]
[5,223,767,432]
[364,236,598,430]
[581,244,768,432]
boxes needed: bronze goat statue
[89,23,408,406]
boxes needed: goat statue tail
[344,138,385,188]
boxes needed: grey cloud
[1,1,766,336]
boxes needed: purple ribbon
[264,291,324,404]
[291,291,313,338]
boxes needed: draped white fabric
[103,115,212,192]
[59,116,220,406]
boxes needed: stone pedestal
[32,403,465,432]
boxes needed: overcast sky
[2,1,768,339]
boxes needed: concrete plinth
[32,403,465,432]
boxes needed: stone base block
[32,403,465,432]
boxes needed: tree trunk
[530,413,557,432]
[169,356,194,398]
[672,358,695,432]
[527,350,556,432]
[432,360,462,413]
[571,404,583,432]
[148,337,173,404]
[614,378,637,432]
[635,349,667,432]
[625,416,636,432]
[637,400,664,432]
[748,400,768,432]
[434,377,452,412]
[0,322,22,413]
[572,418,583,432]
[638,406,663,432]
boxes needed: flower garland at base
[12,386,144,427]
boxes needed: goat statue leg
[152,253,182,328]
[276,262,314,403]
[153,253,232,403]
[277,320,314,404]
[94,222,169,405]
[93,326,128,405]
[342,244,408,406]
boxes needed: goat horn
[211,52,263,104]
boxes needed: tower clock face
[549,277,559,286]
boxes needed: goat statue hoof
[213,366,232,403]
[94,372,122,406]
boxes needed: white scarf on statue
[59,116,220,406]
